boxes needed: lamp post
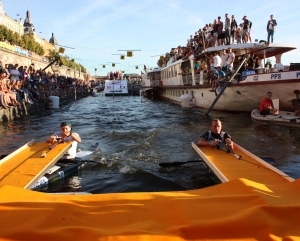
[39,32,43,46]
[16,14,21,35]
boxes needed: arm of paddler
[69,132,81,143]
[197,137,217,148]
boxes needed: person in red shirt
[259,91,278,115]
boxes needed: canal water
[1,94,300,193]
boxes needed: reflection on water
[0,95,299,193]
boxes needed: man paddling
[197,118,234,150]
[46,122,81,159]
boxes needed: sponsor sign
[104,80,128,95]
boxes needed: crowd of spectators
[0,60,91,110]
[157,14,252,68]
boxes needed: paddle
[215,141,242,160]
[41,139,63,158]
[159,160,202,167]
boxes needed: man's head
[211,119,222,134]
[266,91,272,99]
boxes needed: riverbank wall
[0,91,90,123]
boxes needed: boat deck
[192,142,294,186]
[0,140,71,189]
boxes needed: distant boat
[251,109,300,127]
[144,42,300,112]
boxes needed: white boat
[251,108,300,127]
[143,42,300,112]
[104,79,128,96]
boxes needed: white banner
[104,80,128,95]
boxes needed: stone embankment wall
[0,91,90,123]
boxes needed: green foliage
[46,51,86,73]
[0,24,88,73]
[0,24,44,56]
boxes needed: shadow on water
[1,95,300,193]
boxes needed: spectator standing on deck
[267,14,277,43]
[230,15,238,44]
[227,47,235,72]
[217,16,224,46]
[242,16,250,43]
[224,14,231,45]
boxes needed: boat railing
[195,73,200,85]
[182,75,187,85]
[187,74,192,85]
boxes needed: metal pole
[205,55,248,116]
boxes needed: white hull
[251,109,300,127]
[160,75,300,112]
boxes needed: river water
[1,94,300,193]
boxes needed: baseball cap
[60,122,71,128]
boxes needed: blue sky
[2,0,300,76]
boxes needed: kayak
[251,108,300,127]
[31,150,94,190]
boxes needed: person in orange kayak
[197,118,234,150]
[46,121,81,159]
[259,91,278,115]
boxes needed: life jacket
[208,130,225,142]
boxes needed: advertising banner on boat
[104,80,128,96]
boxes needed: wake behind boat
[143,42,300,112]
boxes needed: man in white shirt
[213,52,222,70]
[226,48,235,72]
[221,49,228,72]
